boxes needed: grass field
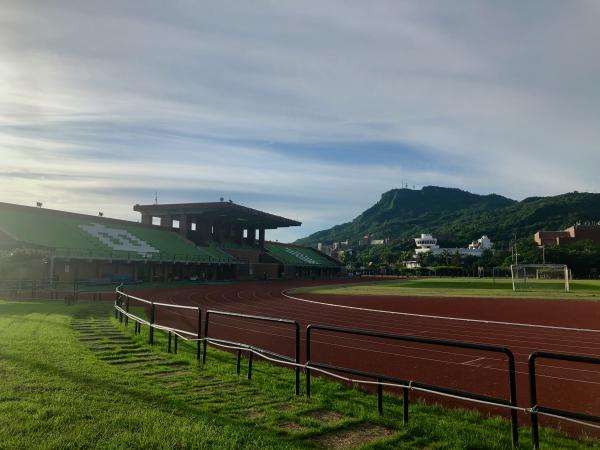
[293,278,600,300]
[1,299,599,449]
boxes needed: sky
[1,1,600,242]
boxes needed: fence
[202,310,301,395]
[306,324,519,448]
[0,279,113,301]
[528,351,600,449]
[112,286,600,449]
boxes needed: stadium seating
[0,204,237,263]
[265,242,338,267]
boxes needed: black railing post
[295,321,301,396]
[202,311,209,364]
[125,296,130,327]
[174,334,178,354]
[168,331,172,353]
[149,302,155,345]
[196,308,202,362]
[247,351,253,380]
[506,350,519,449]
[529,353,540,450]
[377,378,383,415]
[114,290,120,319]
[236,349,242,375]
[402,387,409,423]
[306,325,312,399]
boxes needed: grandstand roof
[0,202,236,263]
[133,202,301,229]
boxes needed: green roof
[0,203,237,264]
[265,243,340,268]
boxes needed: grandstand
[133,201,342,280]
[264,242,341,278]
[0,201,342,283]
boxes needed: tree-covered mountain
[296,186,600,248]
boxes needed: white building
[414,234,440,254]
[468,235,493,251]
[413,234,493,258]
[370,238,389,246]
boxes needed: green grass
[293,278,600,300]
[0,299,598,449]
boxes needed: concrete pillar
[179,215,189,238]
[141,214,152,226]
[259,228,265,249]
[247,228,256,245]
[217,224,227,242]
[233,225,243,244]
[161,216,172,229]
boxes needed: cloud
[1,1,599,240]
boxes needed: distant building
[405,260,421,269]
[370,238,389,245]
[468,235,494,251]
[414,234,441,255]
[534,224,600,247]
[317,242,333,255]
[413,233,493,258]
[317,240,352,260]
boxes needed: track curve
[128,279,600,437]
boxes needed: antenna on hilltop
[154,192,158,205]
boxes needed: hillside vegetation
[296,186,600,247]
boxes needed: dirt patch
[147,370,187,377]
[240,408,265,420]
[110,358,164,367]
[314,423,395,449]
[274,403,296,412]
[278,420,306,433]
[306,410,345,424]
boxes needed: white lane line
[462,356,486,366]
[282,290,600,334]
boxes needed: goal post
[510,264,570,293]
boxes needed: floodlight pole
[510,264,516,291]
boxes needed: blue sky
[1,1,600,242]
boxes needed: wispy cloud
[1,1,599,241]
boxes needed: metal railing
[112,286,600,448]
[529,351,600,449]
[202,310,301,395]
[306,324,519,448]
[114,286,203,360]
[51,247,238,264]
[0,279,114,301]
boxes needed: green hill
[296,186,600,247]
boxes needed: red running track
[127,279,600,438]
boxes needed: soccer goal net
[510,264,570,292]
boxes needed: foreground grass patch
[0,298,598,449]
[293,278,600,300]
